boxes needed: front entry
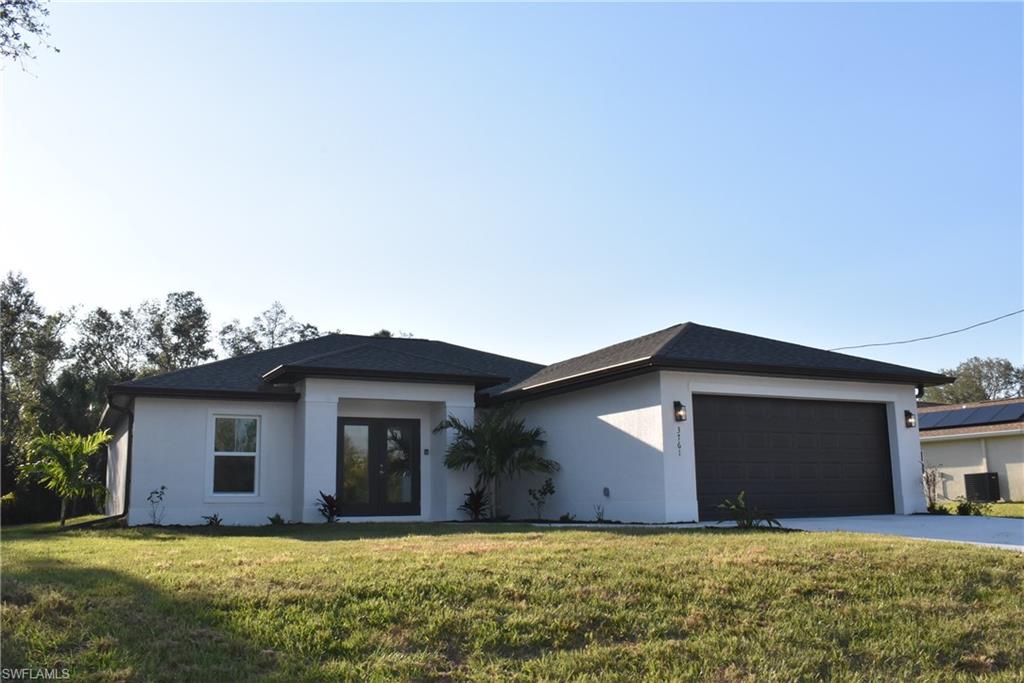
[337,418,421,516]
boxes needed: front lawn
[2,522,1022,681]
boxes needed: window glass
[214,456,255,493]
[341,425,370,504]
[214,417,258,453]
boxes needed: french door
[336,418,420,516]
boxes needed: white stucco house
[100,322,951,525]
[919,398,1024,502]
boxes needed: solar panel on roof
[964,405,1005,427]
[934,408,975,428]
[991,403,1024,424]
[918,402,1024,431]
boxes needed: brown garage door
[693,394,894,520]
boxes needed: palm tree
[435,404,557,518]
[19,430,112,526]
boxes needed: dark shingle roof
[496,322,951,399]
[112,334,543,398]
[110,323,951,406]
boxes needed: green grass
[936,502,1024,518]
[2,523,1023,681]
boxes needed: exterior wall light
[904,410,917,428]
[673,401,687,422]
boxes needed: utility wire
[829,309,1024,351]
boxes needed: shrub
[146,486,167,525]
[316,491,338,523]
[558,513,576,523]
[954,497,991,516]
[922,465,943,508]
[528,478,555,519]
[716,491,781,529]
[458,486,490,521]
[267,513,286,525]
[927,502,951,515]
[201,514,222,527]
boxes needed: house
[100,322,950,525]
[919,398,1024,502]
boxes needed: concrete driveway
[779,514,1024,552]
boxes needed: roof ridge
[540,323,686,370]
[115,333,345,388]
[669,322,936,374]
[650,322,695,360]
[285,341,505,377]
[286,341,371,366]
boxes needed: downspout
[105,398,134,521]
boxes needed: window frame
[207,413,261,500]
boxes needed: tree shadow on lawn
[1,558,277,682]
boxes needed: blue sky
[2,2,1021,370]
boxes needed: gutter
[104,398,134,521]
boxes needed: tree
[435,404,557,519]
[74,306,147,380]
[219,302,320,356]
[1,273,71,490]
[18,430,111,526]
[372,329,414,338]
[142,291,215,373]
[1,0,57,63]
[923,357,1024,404]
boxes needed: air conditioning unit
[964,473,999,503]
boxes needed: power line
[830,309,1024,352]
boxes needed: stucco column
[297,393,339,523]
[659,372,699,523]
[438,402,477,519]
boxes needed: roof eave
[107,386,302,402]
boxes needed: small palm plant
[18,430,112,526]
[435,403,558,519]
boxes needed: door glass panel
[385,427,413,503]
[341,425,370,504]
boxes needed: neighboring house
[100,322,949,525]
[919,398,1024,502]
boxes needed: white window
[211,415,259,495]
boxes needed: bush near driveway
[2,522,1023,681]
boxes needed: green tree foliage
[1,273,71,491]
[18,430,111,526]
[923,357,1024,404]
[1,274,215,522]
[219,302,320,357]
[1,0,57,63]
[142,291,216,373]
[435,404,557,518]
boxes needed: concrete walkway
[777,514,1024,552]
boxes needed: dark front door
[693,395,894,520]
[337,418,420,516]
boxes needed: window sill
[204,494,264,504]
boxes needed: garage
[693,394,895,520]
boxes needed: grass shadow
[1,558,275,681]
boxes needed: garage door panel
[694,395,895,520]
